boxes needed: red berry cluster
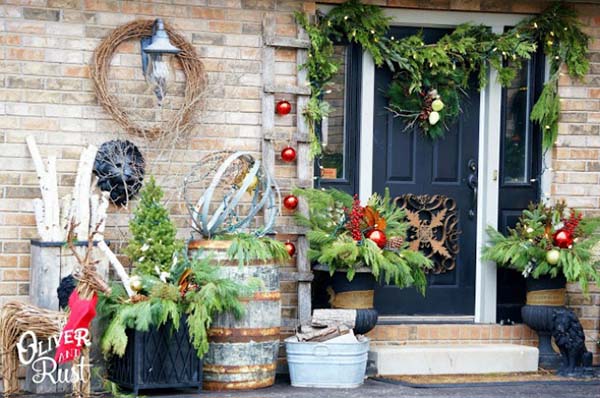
[563,210,582,235]
[347,194,364,241]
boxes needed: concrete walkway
[16,377,600,398]
[192,378,599,398]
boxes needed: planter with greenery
[294,188,431,331]
[98,177,255,394]
[483,201,600,368]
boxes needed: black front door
[373,27,479,316]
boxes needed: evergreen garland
[124,176,183,275]
[293,187,432,294]
[296,1,589,157]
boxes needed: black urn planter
[108,316,202,395]
[314,265,379,334]
[521,274,567,369]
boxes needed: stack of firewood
[295,309,363,343]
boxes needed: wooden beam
[265,36,310,49]
[264,84,311,96]
[279,271,314,282]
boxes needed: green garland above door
[296,0,589,158]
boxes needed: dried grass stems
[91,19,206,143]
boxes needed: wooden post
[262,12,314,332]
[295,21,312,326]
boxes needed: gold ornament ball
[428,111,440,126]
[431,99,444,112]
[546,249,560,265]
[130,275,143,292]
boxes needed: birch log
[74,146,98,240]
[27,137,49,240]
[32,198,47,240]
[60,194,72,236]
[46,156,61,241]
[311,309,357,329]
[97,240,133,297]
[95,192,110,241]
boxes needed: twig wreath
[91,20,206,139]
[296,1,589,158]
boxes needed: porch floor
[16,376,600,398]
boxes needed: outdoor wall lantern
[140,18,181,105]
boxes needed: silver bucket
[284,337,369,388]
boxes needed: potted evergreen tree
[98,177,254,394]
[294,188,431,332]
[483,201,600,367]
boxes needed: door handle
[467,159,478,219]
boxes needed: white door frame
[319,5,532,323]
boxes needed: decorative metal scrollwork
[394,194,460,274]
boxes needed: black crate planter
[108,317,202,394]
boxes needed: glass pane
[321,45,347,180]
[502,61,530,184]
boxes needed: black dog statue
[93,140,145,206]
[551,308,593,377]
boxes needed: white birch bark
[97,240,134,297]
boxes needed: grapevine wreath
[90,20,206,139]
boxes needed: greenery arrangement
[100,251,258,357]
[293,187,432,294]
[483,202,600,293]
[296,0,589,155]
[223,232,290,266]
[99,178,258,358]
[124,176,183,275]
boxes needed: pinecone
[130,294,149,303]
[387,236,404,249]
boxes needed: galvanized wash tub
[284,337,369,388]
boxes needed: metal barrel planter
[188,240,281,391]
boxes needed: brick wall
[0,0,599,369]
[0,0,314,343]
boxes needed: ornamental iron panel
[394,194,460,274]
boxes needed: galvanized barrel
[188,240,281,391]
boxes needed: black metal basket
[108,316,202,394]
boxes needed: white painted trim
[318,5,531,323]
[359,51,375,204]
[474,25,503,324]
[540,59,553,205]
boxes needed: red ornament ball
[275,100,292,115]
[285,241,296,257]
[366,228,387,249]
[283,194,299,210]
[553,229,573,249]
[281,146,297,162]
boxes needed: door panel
[373,27,479,316]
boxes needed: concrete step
[370,344,538,375]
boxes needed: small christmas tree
[125,176,182,276]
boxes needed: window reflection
[321,45,347,180]
[502,61,530,184]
